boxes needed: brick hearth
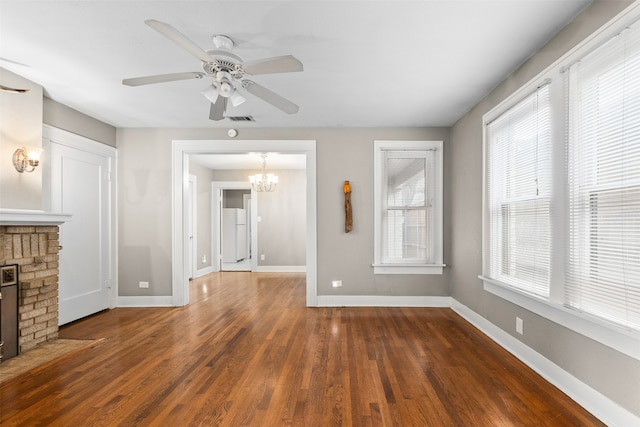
[1,225,61,352]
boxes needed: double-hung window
[565,23,640,330]
[374,141,443,275]
[482,5,640,358]
[486,84,552,297]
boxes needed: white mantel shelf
[0,209,72,225]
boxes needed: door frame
[188,174,197,279]
[211,182,257,273]
[42,124,118,312]
[172,139,317,307]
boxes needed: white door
[50,140,113,325]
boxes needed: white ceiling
[0,1,593,129]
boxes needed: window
[565,24,640,331]
[482,6,640,359]
[486,84,551,298]
[374,141,443,274]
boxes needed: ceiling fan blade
[122,72,205,86]
[243,81,299,114]
[0,84,30,93]
[0,57,30,68]
[209,96,227,121]
[242,55,303,75]
[145,19,212,63]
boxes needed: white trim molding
[373,140,444,275]
[316,295,452,307]
[482,277,640,361]
[172,139,317,308]
[117,296,174,307]
[195,266,214,278]
[256,265,307,273]
[372,263,445,275]
[0,209,72,225]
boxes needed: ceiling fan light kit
[212,34,234,50]
[123,20,303,121]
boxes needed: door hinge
[104,171,112,182]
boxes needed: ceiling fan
[123,20,303,121]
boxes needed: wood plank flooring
[0,272,604,426]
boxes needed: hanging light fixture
[249,154,278,192]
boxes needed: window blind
[486,85,552,297]
[566,22,640,330]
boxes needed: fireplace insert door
[0,264,19,360]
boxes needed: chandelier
[249,154,278,192]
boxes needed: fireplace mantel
[0,209,72,226]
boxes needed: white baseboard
[195,266,213,278]
[316,295,452,307]
[450,299,639,427]
[256,265,306,273]
[117,295,174,307]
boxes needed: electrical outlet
[260,254,265,261]
[332,280,343,288]
[139,281,149,289]
[516,317,524,335]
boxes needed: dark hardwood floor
[0,272,604,426]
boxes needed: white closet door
[50,138,113,325]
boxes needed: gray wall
[0,70,116,210]
[116,127,450,297]
[450,0,639,417]
[316,127,451,296]
[43,97,117,147]
[0,68,43,210]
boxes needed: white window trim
[481,2,640,361]
[373,140,444,275]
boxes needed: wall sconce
[13,147,41,173]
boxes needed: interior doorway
[211,182,257,273]
[171,139,317,307]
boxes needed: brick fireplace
[0,210,70,358]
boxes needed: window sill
[373,263,445,275]
[479,275,640,361]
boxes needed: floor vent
[228,116,255,122]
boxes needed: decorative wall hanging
[344,180,352,233]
